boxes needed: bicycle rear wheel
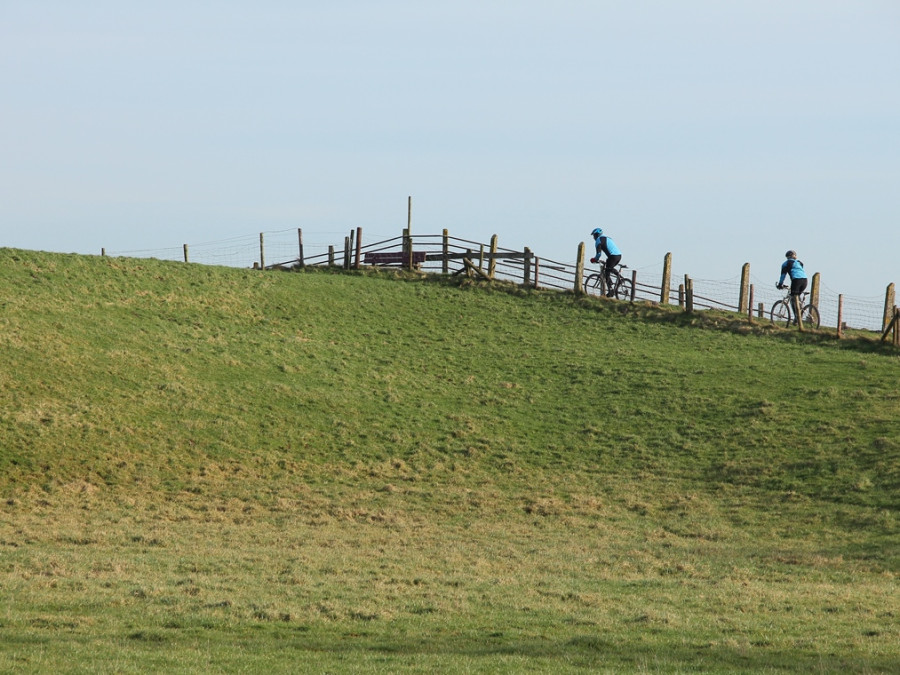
[801,304,820,330]
[615,276,633,300]
[770,300,792,327]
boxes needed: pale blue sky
[2,1,898,299]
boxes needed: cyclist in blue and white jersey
[589,228,622,296]
[777,250,808,324]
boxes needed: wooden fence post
[895,307,900,347]
[348,229,355,265]
[748,283,754,324]
[739,263,750,313]
[442,229,449,274]
[354,227,362,269]
[685,276,694,313]
[406,197,413,269]
[884,306,900,345]
[259,233,265,270]
[402,228,410,270]
[488,234,498,279]
[810,272,820,309]
[678,283,685,308]
[183,244,189,264]
[630,269,637,301]
[297,228,305,268]
[661,252,672,304]
[524,247,532,286]
[837,294,844,338]
[328,245,334,266]
[883,283,896,333]
[534,257,540,289]
[758,302,764,319]
[101,248,106,257]
[575,242,585,294]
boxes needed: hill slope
[2,248,897,509]
[1,248,897,673]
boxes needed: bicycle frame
[770,290,820,329]
[583,262,631,299]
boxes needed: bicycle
[583,262,632,300]
[770,289,820,329]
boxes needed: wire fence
[105,227,895,335]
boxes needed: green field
[1,249,897,673]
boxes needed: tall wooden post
[259,233,265,270]
[344,236,351,269]
[442,229,449,274]
[661,252,672,304]
[837,294,844,338]
[488,235,498,279]
[354,227,362,269]
[402,228,410,270]
[575,242,585,294]
[685,276,694,313]
[524,247,532,286]
[534,257,540,290]
[748,284,755,324]
[328,245,335,266]
[630,269,637,301]
[894,307,900,347]
[406,196,413,270]
[297,228,305,268]
[183,244,189,263]
[738,263,750,313]
[881,306,899,343]
[810,272,820,308]
[793,293,804,332]
[884,283,896,333]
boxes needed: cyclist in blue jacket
[589,228,622,296]
[777,250,808,325]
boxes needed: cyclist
[589,228,622,296]
[777,250,808,325]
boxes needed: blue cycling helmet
[591,228,603,238]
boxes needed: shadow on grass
[279,630,898,673]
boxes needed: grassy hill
[1,248,897,673]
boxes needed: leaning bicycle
[584,262,632,300]
[770,290,820,329]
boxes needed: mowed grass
[0,248,897,673]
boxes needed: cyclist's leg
[789,277,807,324]
[604,254,621,296]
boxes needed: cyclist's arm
[777,261,790,287]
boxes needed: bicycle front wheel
[584,273,603,295]
[801,305,820,330]
[770,300,792,327]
